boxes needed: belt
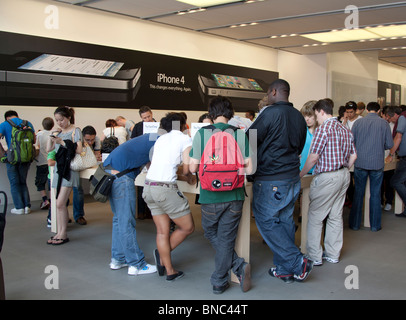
[320,166,345,174]
[145,180,177,188]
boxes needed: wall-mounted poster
[0,31,278,112]
[378,80,402,107]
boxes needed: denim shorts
[142,181,190,220]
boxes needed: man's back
[190,122,250,204]
[248,101,306,180]
[104,133,158,177]
[352,113,393,170]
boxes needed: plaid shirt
[310,117,356,174]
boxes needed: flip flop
[52,238,70,245]
[46,236,57,245]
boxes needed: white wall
[327,51,379,110]
[278,51,328,109]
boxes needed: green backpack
[6,119,35,165]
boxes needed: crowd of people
[0,78,405,294]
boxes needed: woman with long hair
[46,106,82,245]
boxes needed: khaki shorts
[142,180,190,219]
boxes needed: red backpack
[199,125,245,192]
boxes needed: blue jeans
[109,174,146,268]
[252,177,303,276]
[6,162,31,210]
[201,200,245,287]
[391,158,406,213]
[349,168,384,231]
[72,185,84,221]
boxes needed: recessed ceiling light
[300,24,406,44]
[301,29,381,43]
[176,0,241,7]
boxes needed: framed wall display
[0,31,278,112]
[378,80,402,107]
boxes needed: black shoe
[213,282,230,294]
[237,262,251,292]
[293,257,313,282]
[395,212,406,218]
[166,271,184,282]
[268,267,294,284]
[153,249,165,276]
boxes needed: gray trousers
[306,168,350,262]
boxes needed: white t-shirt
[346,115,362,131]
[146,130,192,183]
[36,130,51,166]
[102,126,127,145]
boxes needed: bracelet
[389,153,394,157]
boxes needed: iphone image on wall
[0,52,142,104]
[198,73,266,100]
[0,52,141,90]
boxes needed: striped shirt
[351,113,393,170]
[310,117,356,174]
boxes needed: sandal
[46,236,57,245]
[52,238,70,245]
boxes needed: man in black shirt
[130,106,157,138]
[246,79,313,283]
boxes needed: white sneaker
[384,203,392,211]
[313,260,323,266]
[24,207,31,214]
[322,255,339,264]
[11,208,25,215]
[128,264,157,276]
[109,260,128,270]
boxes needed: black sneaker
[294,257,314,282]
[213,282,230,294]
[237,262,251,292]
[268,267,294,284]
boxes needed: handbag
[89,164,137,203]
[70,143,98,171]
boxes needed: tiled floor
[1,194,406,300]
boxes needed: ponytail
[54,106,75,124]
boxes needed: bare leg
[153,213,194,276]
[48,187,71,244]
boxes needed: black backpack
[101,127,119,153]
